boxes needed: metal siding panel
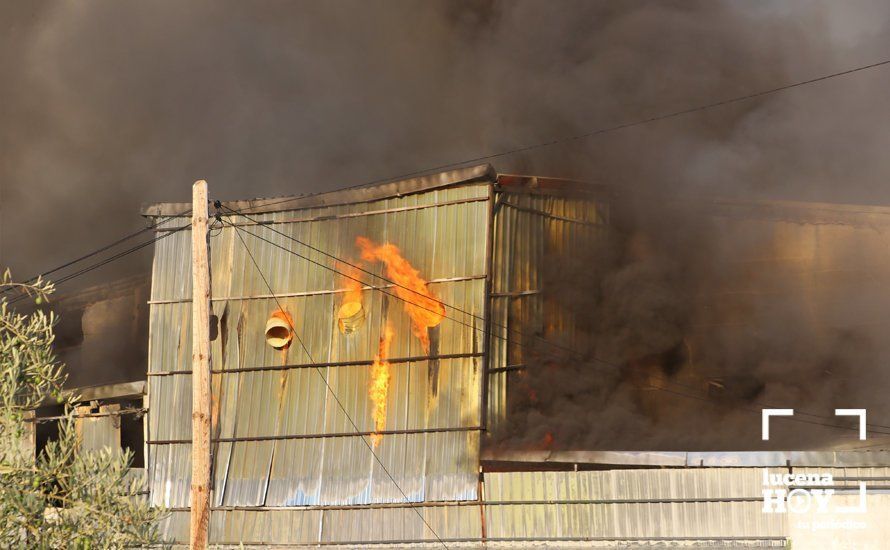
[146,185,490,539]
[319,506,480,544]
[157,510,189,544]
[77,408,120,453]
[265,509,323,545]
[486,192,608,437]
[483,470,789,541]
[148,374,191,440]
[148,442,191,507]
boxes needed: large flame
[340,262,364,304]
[355,237,445,352]
[369,325,394,447]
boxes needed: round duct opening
[265,310,294,349]
[337,301,365,334]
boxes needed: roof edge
[141,164,496,217]
[481,448,890,468]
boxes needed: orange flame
[355,237,444,352]
[541,432,554,449]
[369,325,394,447]
[339,262,364,305]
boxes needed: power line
[7,221,192,306]
[13,53,886,321]
[228,223,450,549]
[221,218,890,438]
[2,210,192,297]
[239,58,890,214]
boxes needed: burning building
[91,163,890,546]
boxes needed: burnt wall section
[486,184,608,440]
[488,190,890,452]
[40,275,150,388]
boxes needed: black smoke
[496,195,890,450]
[3,2,890,439]
[3,1,890,283]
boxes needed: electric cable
[237,58,890,214]
[6,221,191,305]
[2,210,191,297]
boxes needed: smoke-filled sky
[2,0,890,287]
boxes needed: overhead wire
[2,210,191,297]
[210,54,890,437]
[227,221,450,549]
[14,56,890,303]
[237,57,890,214]
[9,56,890,295]
[7,223,192,306]
[10,54,890,443]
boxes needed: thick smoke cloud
[3,1,890,445]
[3,1,890,282]
[496,197,890,450]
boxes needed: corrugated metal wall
[485,193,890,444]
[484,469,787,541]
[147,184,491,542]
[155,466,822,546]
[145,177,890,545]
[76,404,121,454]
[487,190,607,431]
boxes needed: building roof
[141,164,496,217]
[142,163,890,229]
[140,164,620,218]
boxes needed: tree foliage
[0,271,164,548]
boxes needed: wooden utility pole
[190,180,211,549]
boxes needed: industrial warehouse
[30,164,881,547]
[9,3,890,549]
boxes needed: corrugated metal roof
[141,164,496,217]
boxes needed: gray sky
[2,1,890,289]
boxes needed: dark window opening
[33,397,144,468]
[118,398,145,468]
[52,310,85,350]
[35,404,64,460]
